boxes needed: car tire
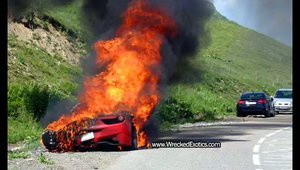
[237,112,245,117]
[265,110,271,118]
[123,125,138,151]
[130,126,138,150]
[42,131,59,152]
[270,111,275,117]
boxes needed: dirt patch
[8,20,85,65]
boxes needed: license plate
[279,106,289,110]
[246,101,256,105]
[81,132,94,142]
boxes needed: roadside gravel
[8,147,125,170]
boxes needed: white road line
[265,132,276,137]
[262,150,289,154]
[263,163,292,165]
[257,138,266,144]
[263,161,292,163]
[264,158,290,161]
[265,156,290,158]
[253,154,261,165]
[253,145,260,153]
[264,165,291,167]
[252,127,291,169]
[275,129,283,133]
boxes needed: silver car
[272,88,293,114]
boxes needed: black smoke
[40,100,78,128]
[148,0,213,84]
[80,0,213,83]
[81,0,131,42]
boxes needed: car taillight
[238,100,245,105]
[258,99,267,104]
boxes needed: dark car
[236,92,275,117]
[42,112,138,152]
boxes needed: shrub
[156,97,193,124]
[201,109,217,121]
[8,83,53,120]
[23,83,50,121]
[8,84,27,119]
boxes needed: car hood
[273,98,293,103]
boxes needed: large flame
[44,0,178,151]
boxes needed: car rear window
[274,90,292,98]
[241,93,265,100]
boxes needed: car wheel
[265,110,271,118]
[237,112,245,117]
[271,111,275,117]
[130,126,138,150]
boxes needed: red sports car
[42,112,138,151]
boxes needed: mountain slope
[8,16,86,144]
[166,10,292,120]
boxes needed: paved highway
[107,114,292,170]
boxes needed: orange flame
[44,0,178,151]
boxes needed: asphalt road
[8,114,292,170]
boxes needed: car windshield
[241,93,264,100]
[274,90,292,99]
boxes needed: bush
[201,109,217,121]
[8,82,71,144]
[8,83,53,120]
[8,84,27,119]
[24,84,50,120]
[156,97,193,124]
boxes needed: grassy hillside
[163,10,292,122]
[43,0,91,43]
[8,9,86,144]
[8,0,292,145]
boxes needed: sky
[213,0,292,47]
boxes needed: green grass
[8,151,30,160]
[201,15,292,87]
[8,116,43,144]
[38,153,55,165]
[43,0,91,43]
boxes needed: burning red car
[42,112,138,152]
[41,0,178,151]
